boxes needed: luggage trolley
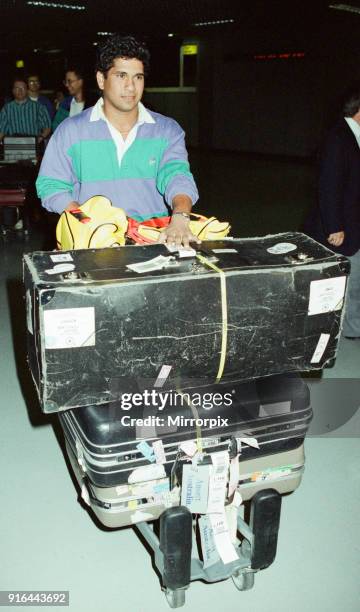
[58,374,312,608]
[137,490,281,608]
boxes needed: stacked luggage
[24,233,349,608]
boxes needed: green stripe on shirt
[156,160,192,194]
[36,176,73,198]
[67,138,169,182]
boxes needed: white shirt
[90,98,155,165]
[345,117,360,149]
[70,98,84,117]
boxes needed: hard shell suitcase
[59,373,312,528]
[24,232,349,413]
[65,440,305,528]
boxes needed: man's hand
[65,201,81,212]
[327,231,345,247]
[158,214,201,248]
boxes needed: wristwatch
[172,212,191,220]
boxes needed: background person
[304,82,360,339]
[52,67,93,131]
[27,74,54,121]
[0,77,51,141]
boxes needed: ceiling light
[97,32,114,36]
[193,18,234,27]
[168,33,174,37]
[329,3,360,14]
[27,1,85,10]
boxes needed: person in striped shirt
[0,78,51,142]
[37,34,200,247]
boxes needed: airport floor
[0,151,359,612]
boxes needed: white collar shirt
[90,97,155,165]
[345,116,360,149]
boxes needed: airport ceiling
[0,0,360,53]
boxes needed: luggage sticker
[152,440,166,464]
[128,464,166,483]
[267,242,297,254]
[43,307,95,349]
[26,290,33,335]
[136,440,155,462]
[311,333,331,363]
[308,276,347,315]
[154,364,172,388]
[45,263,75,275]
[50,253,73,263]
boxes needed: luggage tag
[207,451,229,514]
[181,463,211,514]
[198,515,221,569]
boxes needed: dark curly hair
[343,82,360,117]
[96,34,150,77]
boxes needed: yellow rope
[196,253,228,383]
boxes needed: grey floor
[1,152,359,612]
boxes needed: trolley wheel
[165,588,186,608]
[232,570,255,591]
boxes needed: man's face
[64,71,83,97]
[28,75,40,94]
[96,57,145,114]
[13,80,28,102]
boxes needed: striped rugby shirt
[36,100,199,220]
[0,98,51,136]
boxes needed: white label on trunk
[212,248,238,254]
[45,263,75,275]
[50,253,73,263]
[311,333,331,363]
[267,242,297,254]
[154,364,172,388]
[26,290,33,334]
[308,276,347,315]
[166,244,196,258]
[126,255,174,274]
[43,307,95,349]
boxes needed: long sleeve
[156,118,199,207]
[36,121,77,213]
[318,133,348,235]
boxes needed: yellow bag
[56,196,128,250]
[135,212,231,243]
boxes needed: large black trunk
[23,232,349,413]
